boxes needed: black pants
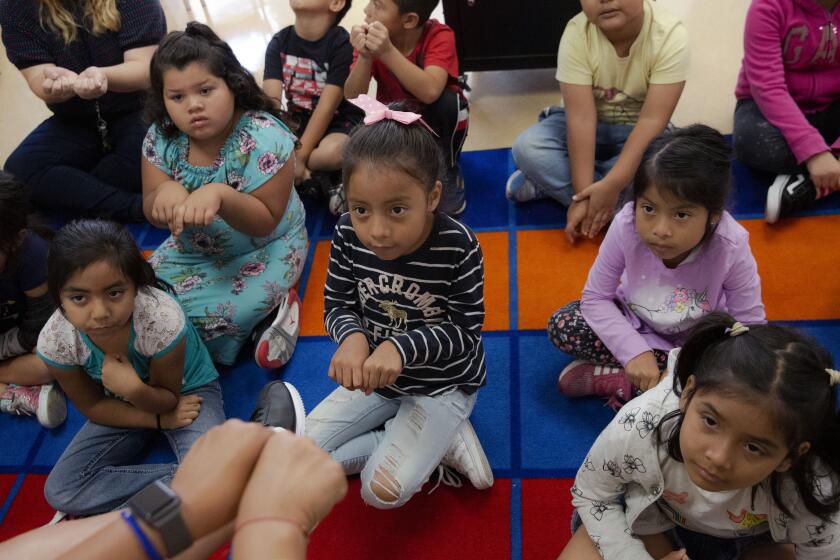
[5,110,146,222]
[733,98,840,175]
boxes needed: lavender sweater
[735,0,840,164]
[581,203,766,366]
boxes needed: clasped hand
[350,22,394,58]
[152,183,224,236]
[328,333,402,394]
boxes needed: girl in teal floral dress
[141,23,308,366]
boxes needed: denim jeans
[511,106,635,206]
[44,380,225,515]
[305,386,476,509]
[4,111,147,222]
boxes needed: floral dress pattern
[143,111,308,365]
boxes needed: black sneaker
[439,164,466,216]
[250,381,306,436]
[765,174,817,223]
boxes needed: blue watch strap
[121,510,164,560]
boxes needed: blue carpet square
[517,333,614,473]
[0,414,43,468]
[472,333,512,470]
[459,149,510,230]
[31,404,85,468]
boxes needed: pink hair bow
[348,94,438,136]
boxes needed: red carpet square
[307,478,511,559]
[0,475,52,542]
[521,478,575,559]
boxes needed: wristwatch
[127,480,193,557]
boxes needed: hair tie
[827,369,840,386]
[724,322,749,337]
[348,95,439,137]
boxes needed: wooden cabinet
[442,0,580,72]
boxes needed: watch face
[129,481,179,519]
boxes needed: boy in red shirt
[345,0,468,216]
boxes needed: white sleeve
[133,288,188,358]
[36,311,87,369]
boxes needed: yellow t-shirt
[556,0,689,125]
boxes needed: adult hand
[565,199,589,244]
[364,22,394,57]
[170,419,273,539]
[160,394,202,429]
[237,429,348,535]
[625,351,662,392]
[151,182,190,233]
[173,183,225,235]
[805,151,840,192]
[362,340,402,394]
[43,67,78,102]
[100,354,142,399]
[572,179,620,238]
[328,332,370,390]
[74,66,108,100]
[350,24,371,58]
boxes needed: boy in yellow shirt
[506,0,689,243]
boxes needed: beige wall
[0,0,751,164]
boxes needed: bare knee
[364,466,402,509]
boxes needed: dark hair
[394,0,438,24]
[47,220,168,306]
[335,0,352,25]
[633,124,731,218]
[146,22,295,138]
[342,102,442,193]
[656,312,840,521]
[0,170,53,270]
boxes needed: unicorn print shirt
[581,203,766,367]
[572,350,840,560]
[324,212,486,399]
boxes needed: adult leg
[359,390,476,509]
[305,386,401,474]
[44,421,171,515]
[510,107,575,205]
[5,116,144,221]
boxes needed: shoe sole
[255,289,301,369]
[505,170,523,201]
[765,174,790,224]
[460,420,494,489]
[37,384,67,429]
[284,382,306,436]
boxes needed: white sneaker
[37,383,67,429]
[254,289,301,370]
[441,419,494,489]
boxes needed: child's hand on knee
[364,22,393,57]
[625,351,662,392]
[161,394,203,429]
[565,199,589,244]
[805,151,840,192]
[361,340,402,394]
[328,332,370,390]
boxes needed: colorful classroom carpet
[2,148,840,559]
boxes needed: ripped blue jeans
[305,386,476,509]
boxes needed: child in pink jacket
[733,0,840,223]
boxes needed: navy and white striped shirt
[324,212,487,398]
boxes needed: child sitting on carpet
[344,0,469,216]
[549,125,766,407]
[506,0,689,243]
[38,220,224,517]
[263,0,363,213]
[304,95,492,509]
[559,313,840,560]
[0,171,65,428]
[143,22,308,369]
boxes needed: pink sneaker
[557,360,633,403]
[0,383,67,428]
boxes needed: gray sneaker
[505,169,541,202]
[439,164,466,216]
[250,381,306,436]
[441,419,493,489]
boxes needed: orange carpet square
[300,233,510,337]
